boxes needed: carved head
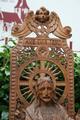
[35,7,50,23]
[36,76,54,103]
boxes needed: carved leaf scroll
[12,7,72,39]
[10,7,74,120]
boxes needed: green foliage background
[0,41,16,120]
[74,53,80,111]
[0,41,80,120]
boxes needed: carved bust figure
[25,76,74,120]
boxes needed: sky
[0,0,80,52]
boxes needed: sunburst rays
[19,60,65,103]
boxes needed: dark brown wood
[10,7,74,120]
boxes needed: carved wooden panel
[9,7,74,120]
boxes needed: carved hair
[37,76,53,85]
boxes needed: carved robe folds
[25,101,73,120]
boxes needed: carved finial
[35,7,50,23]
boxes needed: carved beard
[26,99,62,120]
[33,99,57,120]
[39,105,54,120]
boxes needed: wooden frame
[9,7,74,120]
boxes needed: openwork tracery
[10,7,74,120]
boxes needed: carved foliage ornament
[12,7,72,39]
[10,7,74,120]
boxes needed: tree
[0,40,16,120]
[74,53,80,111]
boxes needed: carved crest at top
[12,7,72,39]
[35,7,50,23]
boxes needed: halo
[18,59,67,105]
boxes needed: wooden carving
[12,7,71,38]
[10,7,74,120]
